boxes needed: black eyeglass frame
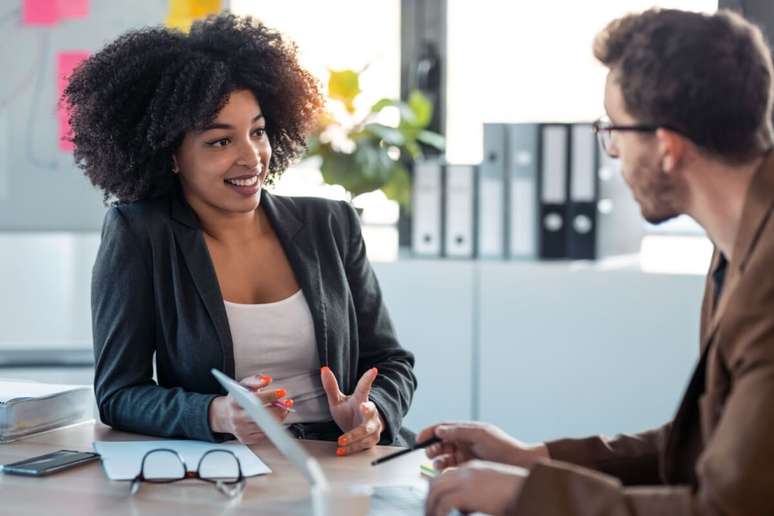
[130,448,246,497]
[592,118,679,157]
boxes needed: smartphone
[1,450,101,476]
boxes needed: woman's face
[175,89,271,216]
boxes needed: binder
[477,124,507,259]
[411,159,443,257]
[567,124,598,259]
[506,124,540,259]
[596,150,645,257]
[538,124,569,259]
[444,164,476,258]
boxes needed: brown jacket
[511,153,774,516]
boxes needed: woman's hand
[417,421,549,470]
[208,374,293,444]
[320,366,385,456]
[425,460,528,516]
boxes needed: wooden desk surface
[0,422,428,515]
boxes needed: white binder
[444,164,475,258]
[506,124,539,259]
[411,159,443,257]
[478,124,507,259]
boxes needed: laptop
[211,369,426,515]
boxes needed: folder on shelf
[539,124,569,259]
[444,164,476,258]
[477,124,507,259]
[506,123,540,259]
[567,123,598,259]
[411,159,443,257]
[596,150,645,258]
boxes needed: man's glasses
[130,448,246,497]
[592,118,660,158]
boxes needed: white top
[224,290,330,425]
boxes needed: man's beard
[632,159,680,225]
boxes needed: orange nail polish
[339,436,348,446]
[275,388,287,398]
[336,448,346,457]
[285,399,294,408]
[260,375,272,384]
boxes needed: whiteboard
[0,1,169,230]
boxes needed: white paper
[0,381,90,404]
[93,440,272,481]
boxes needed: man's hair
[64,13,323,204]
[594,8,774,163]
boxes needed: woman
[66,13,416,455]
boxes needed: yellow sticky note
[189,0,221,18]
[165,0,221,31]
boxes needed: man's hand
[417,421,548,470]
[425,460,528,516]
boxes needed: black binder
[567,123,599,259]
[538,124,570,259]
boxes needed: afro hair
[64,13,324,203]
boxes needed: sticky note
[57,52,90,152]
[166,0,221,31]
[58,0,89,19]
[188,0,221,18]
[23,0,60,26]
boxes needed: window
[446,0,719,164]
[446,0,717,269]
[231,0,402,260]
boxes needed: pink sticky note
[58,0,89,19]
[57,51,90,151]
[23,0,60,26]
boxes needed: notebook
[0,380,94,443]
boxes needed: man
[422,8,774,516]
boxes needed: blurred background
[0,0,764,441]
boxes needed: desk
[0,422,428,515]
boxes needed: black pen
[371,435,441,466]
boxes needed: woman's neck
[185,193,269,246]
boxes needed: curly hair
[64,13,324,203]
[593,8,774,164]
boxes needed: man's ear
[655,128,686,173]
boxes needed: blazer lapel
[169,193,235,378]
[703,153,774,344]
[663,151,774,482]
[261,191,330,367]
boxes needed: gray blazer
[91,188,416,444]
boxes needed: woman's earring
[172,164,179,174]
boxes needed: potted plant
[303,68,445,210]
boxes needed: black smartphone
[1,450,101,476]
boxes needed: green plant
[304,68,445,209]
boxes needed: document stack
[0,381,94,442]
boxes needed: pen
[371,435,441,466]
[271,400,296,413]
